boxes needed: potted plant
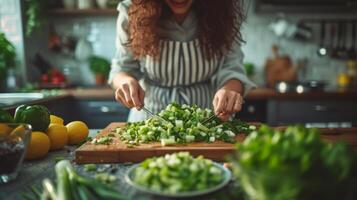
[0,33,16,91]
[25,0,48,36]
[88,56,111,85]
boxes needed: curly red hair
[128,0,245,60]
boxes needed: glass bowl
[0,123,32,183]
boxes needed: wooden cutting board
[75,122,246,164]
[75,123,357,164]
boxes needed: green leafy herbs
[0,32,16,79]
[231,125,357,200]
[25,0,47,36]
[22,160,128,200]
[132,152,224,194]
[89,56,111,77]
[78,136,93,146]
[115,103,254,147]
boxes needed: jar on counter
[347,60,357,88]
[78,0,94,9]
[337,73,350,89]
[63,0,77,9]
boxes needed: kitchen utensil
[0,123,32,184]
[349,20,356,59]
[96,0,109,9]
[125,162,232,198]
[265,45,297,88]
[75,122,248,163]
[275,81,326,93]
[331,22,342,58]
[336,21,349,59]
[269,18,312,41]
[75,122,357,164]
[328,23,337,57]
[317,21,327,56]
[142,107,171,125]
[201,114,216,125]
[77,0,94,9]
[74,38,93,61]
[63,0,77,9]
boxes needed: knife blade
[142,107,171,125]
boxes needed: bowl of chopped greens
[125,152,232,198]
[230,125,357,200]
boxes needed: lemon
[47,123,68,150]
[66,121,89,145]
[25,131,50,160]
[50,115,64,125]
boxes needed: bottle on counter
[347,60,357,88]
[6,68,18,92]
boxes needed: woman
[109,0,255,122]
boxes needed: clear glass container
[0,123,31,183]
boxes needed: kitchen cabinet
[48,8,118,16]
[237,100,267,123]
[267,100,357,126]
[74,100,129,129]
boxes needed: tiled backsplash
[25,2,357,87]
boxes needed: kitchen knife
[142,107,171,125]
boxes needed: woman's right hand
[114,73,145,110]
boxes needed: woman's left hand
[213,88,243,121]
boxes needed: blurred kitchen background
[0,0,357,128]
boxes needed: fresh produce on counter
[66,121,89,145]
[25,131,51,160]
[14,105,50,132]
[22,160,128,200]
[131,152,225,194]
[47,123,68,151]
[230,125,357,200]
[0,108,14,123]
[1,105,89,160]
[113,103,255,147]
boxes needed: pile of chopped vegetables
[114,103,255,147]
[131,152,224,193]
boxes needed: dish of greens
[125,152,231,198]
[231,125,357,200]
[113,103,255,147]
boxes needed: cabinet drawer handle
[314,105,327,112]
[247,105,256,114]
[100,106,117,113]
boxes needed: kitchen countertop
[2,86,357,111]
[65,87,357,100]
[1,129,356,200]
[246,88,357,100]
[0,130,244,200]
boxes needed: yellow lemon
[25,131,50,160]
[47,123,68,150]
[66,121,89,145]
[50,115,64,125]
